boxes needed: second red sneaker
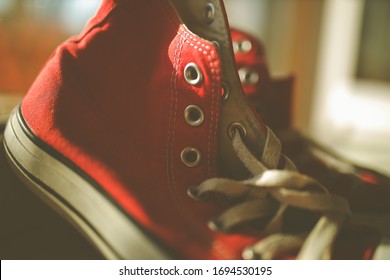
[231,27,390,212]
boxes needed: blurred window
[311,0,390,175]
[356,0,390,82]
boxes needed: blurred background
[1,0,389,174]
[225,0,390,177]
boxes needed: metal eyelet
[228,122,247,140]
[212,40,220,52]
[184,63,203,86]
[184,105,205,127]
[238,67,259,85]
[181,147,202,167]
[221,82,229,101]
[203,3,215,24]
[187,185,208,201]
[233,40,252,53]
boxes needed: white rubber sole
[3,107,170,260]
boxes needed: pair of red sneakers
[3,0,387,259]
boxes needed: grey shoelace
[190,126,351,259]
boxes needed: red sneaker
[3,0,382,259]
[231,28,390,212]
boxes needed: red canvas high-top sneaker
[3,0,382,259]
[231,28,390,212]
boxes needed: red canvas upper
[20,0,380,259]
[21,0,261,259]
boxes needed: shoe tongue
[170,0,269,179]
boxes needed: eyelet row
[181,63,205,168]
[181,2,248,168]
